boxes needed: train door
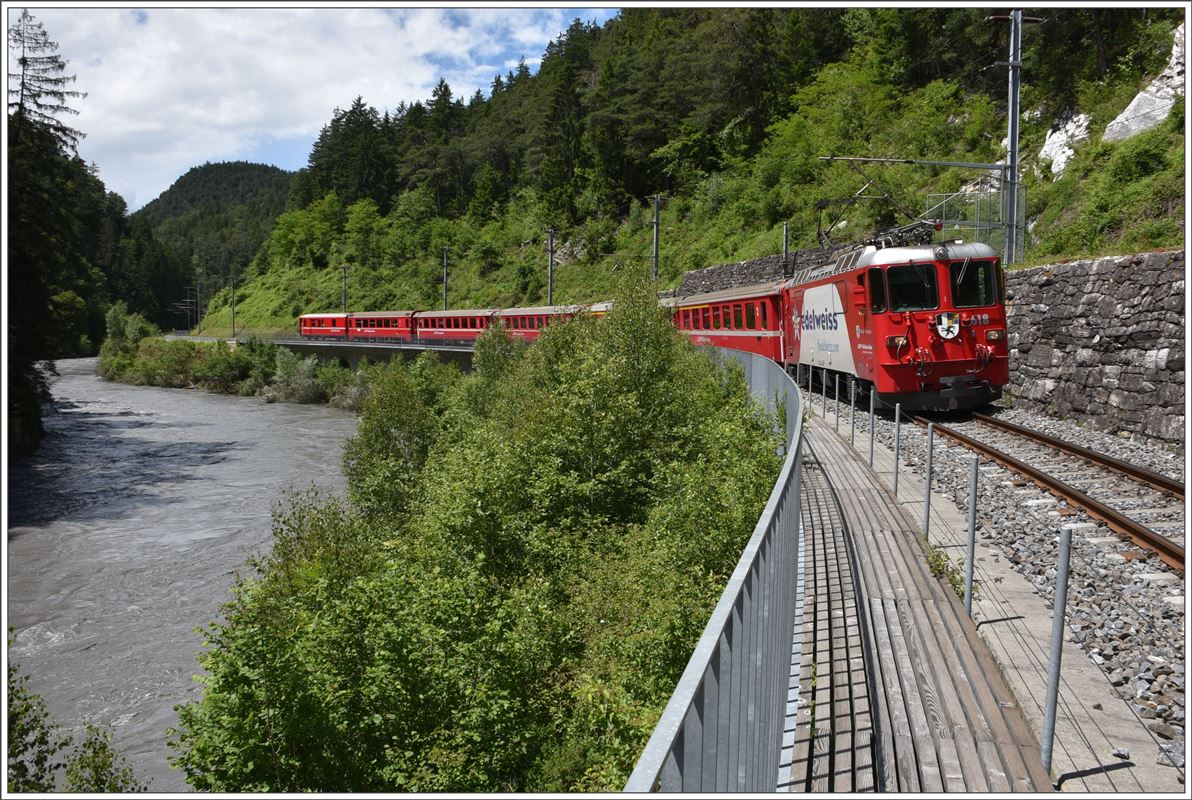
[785,288,803,365]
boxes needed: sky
[10,4,622,210]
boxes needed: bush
[193,342,254,393]
[265,349,325,404]
[97,302,159,381]
[170,273,781,791]
[315,359,382,411]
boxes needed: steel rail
[910,416,1184,571]
[972,412,1184,499]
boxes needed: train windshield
[950,259,999,307]
[886,263,939,311]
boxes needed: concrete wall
[1005,250,1185,444]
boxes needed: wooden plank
[869,598,920,792]
[908,597,990,792]
[978,739,1012,793]
[893,598,965,791]
[884,598,944,792]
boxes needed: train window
[733,304,744,329]
[712,307,722,330]
[745,303,756,329]
[867,268,887,313]
[702,308,711,328]
[760,302,768,328]
[950,259,997,307]
[886,263,938,311]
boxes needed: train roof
[300,312,347,319]
[494,304,582,317]
[346,310,417,318]
[787,239,999,287]
[854,240,998,268]
[663,281,784,308]
[413,308,500,318]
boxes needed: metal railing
[624,348,805,792]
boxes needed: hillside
[135,161,292,317]
[188,8,1184,335]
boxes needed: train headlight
[985,329,1006,341]
[886,335,908,348]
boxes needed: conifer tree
[7,7,85,150]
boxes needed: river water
[7,358,359,791]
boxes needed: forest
[194,7,1185,333]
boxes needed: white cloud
[18,6,619,209]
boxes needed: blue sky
[16,5,622,209]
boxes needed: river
[7,358,360,791]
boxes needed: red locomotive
[299,222,1007,410]
[668,222,1008,410]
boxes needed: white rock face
[1038,111,1091,177]
[1103,22,1185,142]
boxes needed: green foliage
[1026,105,1184,261]
[63,724,147,792]
[926,545,968,599]
[170,274,781,791]
[342,353,460,517]
[128,338,203,387]
[8,643,145,792]
[136,161,292,302]
[200,8,1182,340]
[7,649,68,792]
[97,301,160,381]
[192,341,255,393]
[265,349,326,404]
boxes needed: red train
[300,222,1007,410]
[665,222,1008,410]
[299,303,613,346]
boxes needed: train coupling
[937,375,997,410]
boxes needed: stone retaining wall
[1005,250,1185,445]
[675,253,788,296]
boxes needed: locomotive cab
[861,242,1008,410]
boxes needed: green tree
[7,9,93,456]
[7,7,85,149]
[169,274,780,791]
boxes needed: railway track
[910,412,1185,571]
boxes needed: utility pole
[547,227,555,306]
[988,9,1041,264]
[443,247,449,310]
[652,194,660,281]
[230,270,236,339]
[1005,8,1022,265]
[341,265,348,315]
[783,221,790,266]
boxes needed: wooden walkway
[786,417,1053,792]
